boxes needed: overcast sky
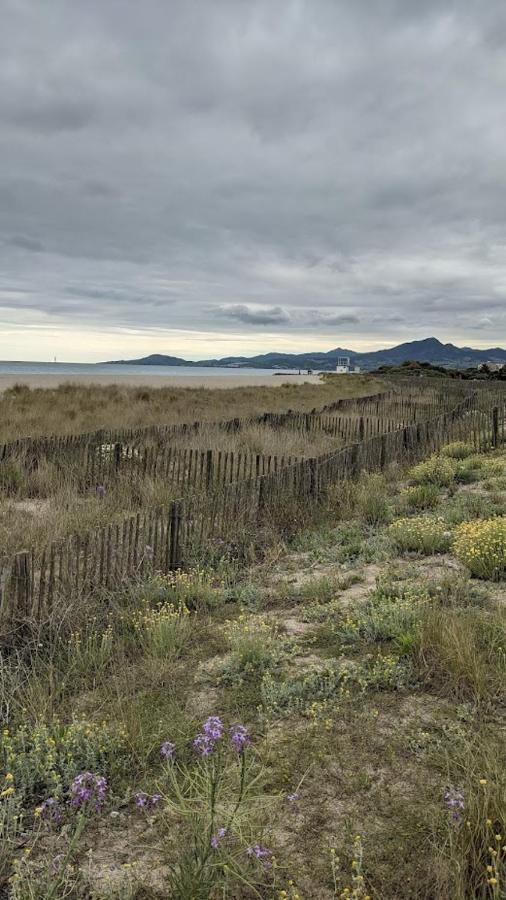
[1,0,506,361]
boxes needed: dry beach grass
[0,374,382,441]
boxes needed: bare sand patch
[0,373,321,391]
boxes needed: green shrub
[440,441,475,459]
[1,719,128,806]
[400,483,441,511]
[355,473,391,525]
[261,654,406,717]
[444,492,504,526]
[453,517,506,580]
[409,455,457,487]
[388,516,452,555]
[329,585,430,646]
[223,613,286,676]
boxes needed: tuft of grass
[400,482,441,511]
[411,606,506,703]
[440,441,475,460]
[355,473,391,525]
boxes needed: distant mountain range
[105,338,506,372]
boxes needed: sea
[0,361,302,377]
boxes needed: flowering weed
[130,598,192,659]
[389,516,452,554]
[453,517,506,580]
[409,454,458,487]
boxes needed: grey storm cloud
[1,0,506,350]
[217,305,292,325]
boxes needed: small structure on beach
[335,356,361,374]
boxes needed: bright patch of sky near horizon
[1,0,506,361]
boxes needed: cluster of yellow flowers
[453,517,506,581]
[152,566,225,609]
[409,454,458,487]
[308,699,334,732]
[330,836,371,900]
[277,880,302,900]
[66,622,114,672]
[388,515,451,555]
[1,770,15,799]
[132,599,189,630]
[224,613,283,671]
[131,598,191,658]
[484,818,505,894]
[1,719,126,803]
[224,613,278,644]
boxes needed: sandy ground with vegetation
[0,373,322,391]
[1,440,505,898]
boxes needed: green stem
[46,813,86,900]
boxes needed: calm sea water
[0,361,300,377]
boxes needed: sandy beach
[0,373,322,391]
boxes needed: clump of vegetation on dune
[1,405,506,896]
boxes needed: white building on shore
[335,356,361,374]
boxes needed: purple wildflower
[96,484,106,499]
[160,741,176,761]
[287,792,299,803]
[70,772,107,812]
[210,828,227,850]
[135,791,161,811]
[202,716,224,741]
[36,797,62,826]
[230,724,251,754]
[444,787,465,822]
[246,844,273,869]
[193,716,224,757]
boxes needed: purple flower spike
[193,733,216,756]
[160,741,176,761]
[246,844,273,869]
[444,787,465,823]
[202,716,224,741]
[135,791,161,810]
[36,797,62,826]
[135,791,148,809]
[211,827,227,850]
[230,724,251,753]
[70,772,107,812]
[96,484,106,499]
[193,716,224,756]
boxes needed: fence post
[12,550,31,615]
[492,406,499,449]
[114,442,122,472]
[205,449,214,488]
[379,433,387,470]
[308,457,318,498]
[169,500,184,570]
[257,476,266,520]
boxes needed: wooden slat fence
[3,390,504,629]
